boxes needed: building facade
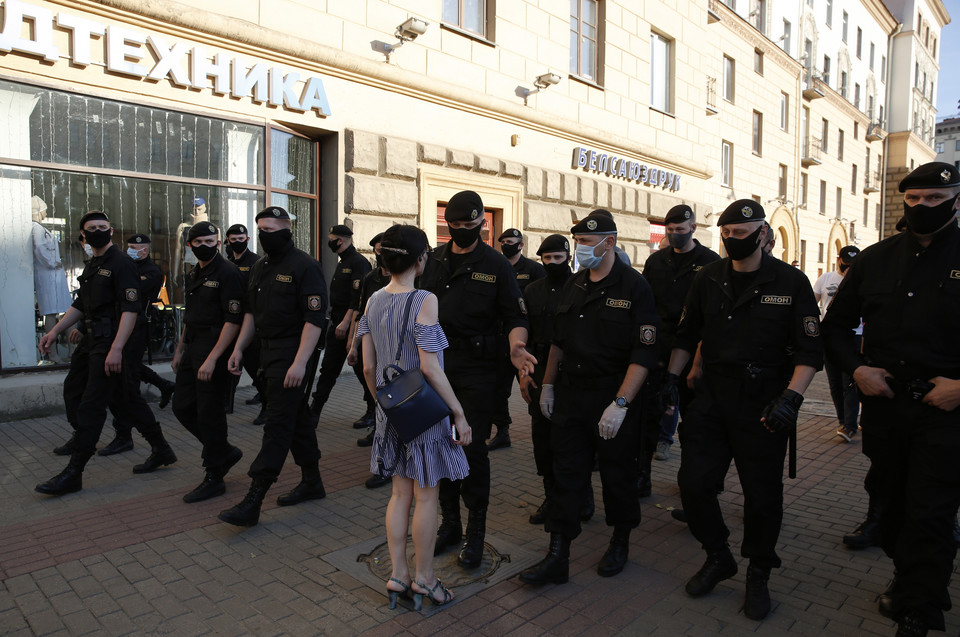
[936,116,960,171]
[0,0,949,371]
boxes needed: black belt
[260,336,301,350]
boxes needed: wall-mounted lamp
[384,17,429,62]
[520,72,562,105]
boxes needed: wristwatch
[615,396,630,408]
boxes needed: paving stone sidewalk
[1,371,958,636]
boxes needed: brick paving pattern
[1,371,958,635]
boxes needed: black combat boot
[529,499,548,525]
[35,452,91,496]
[158,380,176,409]
[878,572,897,618]
[219,445,243,478]
[183,470,226,503]
[842,505,880,549]
[218,478,274,526]
[253,405,267,426]
[245,391,261,405]
[434,495,462,555]
[352,404,375,429]
[743,565,772,620]
[581,488,595,521]
[518,533,570,585]
[133,442,177,474]
[98,419,133,456]
[276,469,326,506]
[53,431,78,456]
[637,468,652,498]
[597,526,631,577]
[458,507,487,567]
[685,546,738,597]
[486,426,511,451]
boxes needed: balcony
[706,76,718,115]
[801,137,822,167]
[707,0,721,23]
[865,122,885,142]
[863,171,881,194]
[802,74,826,100]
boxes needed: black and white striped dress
[356,288,469,488]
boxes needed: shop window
[442,0,489,38]
[570,0,601,83]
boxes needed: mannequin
[172,196,210,298]
[31,196,71,363]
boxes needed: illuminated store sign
[573,146,681,192]
[0,0,332,116]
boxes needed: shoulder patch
[203,280,220,288]
[803,315,820,337]
[605,298,632,309]
[98,268,111,277]
[140,275,147,280]
[471,272,496,283]
[761,295,792,305]
[276,274,293,283]
[307,295,323,311]
[640,325,657,345]
[228,299,241,314]
[950,270,960,280]
[353,279,360,289]
[125,288,138,302]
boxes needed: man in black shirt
[822,162,960,636]
[665,199,822,621]
[225,224,265,424]
[309,225,374,427]
[37,212,176,495]
[172,222,246,503]
[221,206,329,527]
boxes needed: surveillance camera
[535,73,561,88]
[397,17,428,41]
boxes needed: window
[851,164,858,193]
[881,55,887,78]
[819,242,825,262]
[723,55,735,102]
[752,111,763,155]
[856,27,863,58]
[915,62,920,88]
[821,118,829,152]
[838,129,844,161]
[869,42,875,70]
[650,32,672,112]
[840,71,848,98]
[819,180,827,214]
[753,0,766,33]
[442,0,487,37]
[853,121,859,139]
[863,199,869,226]
[826,0,833,27]
[956,140,960,151]
[780,92,789,131]
[867,95,874,118]
[842,11,849,42]
[721,141,733,186]
[782,20,792,52]
[876,203,881,230]
[801,173,808,207]
[754,49,764,75]
[823,55,831,85]
[836,186,843,219]
[570,0,600,81]
[935,142,945,153]
[879,104,884,124]
[801,239,807,270]
[778,164,788,198]
[854,83,861,109]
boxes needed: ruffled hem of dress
[370,434,469,489]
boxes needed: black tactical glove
[760,389,804,433]
[659,373,681,411]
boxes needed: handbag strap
[392,290,419,364]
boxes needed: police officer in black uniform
[488,229,546,452]
[309,224,374,427]
[172,222,246,503]
[420,190,535,567]
[37,212,177,495]
[664,199,822,621]
[637,205,720,486]
[822,162,960,637]
[220,206,328,526]
[225,223,265,424]
[520,212,658,585]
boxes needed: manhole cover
[358,538,511,587]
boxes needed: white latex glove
[539,384,555,420]
[598,402,627,440]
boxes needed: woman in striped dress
[356,224,471,610]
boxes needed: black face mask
[83,228,111,249]
[721,225,764,261]
[375,253,384,268]
[228,240,248,255]
[903,194,960,235]
[259,229,293,256]
[544,262,571,280]
[327,238,342,253]
[191,244,219,262]
[667,231,693,250]
[501,243,521,258]
[838,263,850,274]
[449,225,483,249]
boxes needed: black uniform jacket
[183,253,244,334]
[822,222,960,381]
[524,271,570,384]
[72,244,141,329]
[513,254,546,295]
[553,256,660,379]
[247,242,328,340]
[329,245,371,317]
[228,248,260,289]
[352,268,391,315]
[674,253,822,372]
[642,240,720,358]
[419,241,529,341]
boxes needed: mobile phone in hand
[452,424,459,441]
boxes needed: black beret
[329,224,353,237]
[571,213,617,235]
[664,204,694,225]
[225,224,247,236]
[498,228,522,241]
[369,232,385,247]
[717,199,765,226]
[898,162,960,192]
[255,206,290,221]
[537,234,571,255]
[187,222,218,241]
[78,210,109,229]
[445,190,484,222]
[838,245,860,264]
[127,234,150,245]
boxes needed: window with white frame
[570,0,600,81]
[442,0,487,37]
[721,141,733,186]
[780,91,789,130]
[842,11,848,42]
[723,55,735,102]
[650,32,672,113]
[752,111,763,155]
